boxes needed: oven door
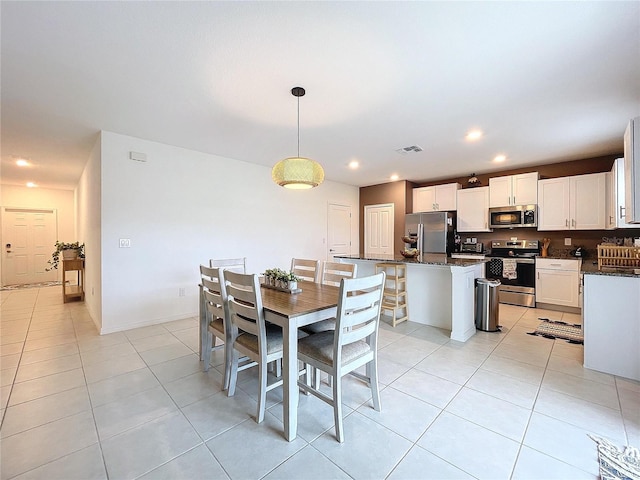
[489,208,523,229]
[487,257,536,307]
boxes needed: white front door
[327,203,351,260]
[1,208,58,286]
[364,203,394,256]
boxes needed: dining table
[260,280,339,441]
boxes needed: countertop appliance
[486,239,540,307]
[489,205,537,229]
[460,242,484,253]
[405,212,456,255]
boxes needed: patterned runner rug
[527,318,584,344]
[0,281,62,291]
[589,434,640,480]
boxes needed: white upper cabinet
[609,157,637,229]
[489,172,539,207]
[456,187,490,232]
[412,183,461,213]
[538,173,607,230]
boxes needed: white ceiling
[1,1,639,190]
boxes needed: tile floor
[1,286,639,479]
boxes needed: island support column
[450,264,483,342]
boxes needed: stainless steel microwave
[489,205,537,229]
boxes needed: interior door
[327,203,351,260]
[1,208,58,286]
[364,203,394,256]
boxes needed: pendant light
[272,87,324,189]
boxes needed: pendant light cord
[297,95,300,158]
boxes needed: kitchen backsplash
[462,228,640,258]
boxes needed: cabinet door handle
[513,196,516,205]
[565,219,569,227]
[571,219,575,227]
[537,272,539,279]
[609,215,614,225]
[620,206,626,219]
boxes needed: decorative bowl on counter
[402,236,417,244]
[400,249,419,258]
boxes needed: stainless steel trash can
[475,278,501,332]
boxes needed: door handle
[329,249,335,252]
[620,206,626,219]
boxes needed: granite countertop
[581,260,640,278]
[334,254,489,267]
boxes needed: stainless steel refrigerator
[405,212,456,255]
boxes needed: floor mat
[527,318,583,344]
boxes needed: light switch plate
[564,237,572,246]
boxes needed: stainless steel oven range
[486,240,540,307]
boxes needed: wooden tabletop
[261,281,339,319]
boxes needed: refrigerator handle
[418,223,424,254]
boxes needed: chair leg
[202,331,213,372]
[333,373,344,443]
[257,358,267,423]
[223,343,231,390]
[227,349,239,397]
[368,359,381,411]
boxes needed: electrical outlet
[179,287,185,297]
[564,237,572,246]
[119,238,131,248]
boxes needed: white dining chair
[224,270,285,423]
[199,265,223,364]
[320,261,357,287]
[291,258,320,283]
[201,271,231,387]
[210,257,247,274]
[296,271,386,443]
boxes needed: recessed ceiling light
[16,159,29,167]
[465,130,483,141]
[390,174,399,181]
[349,160,359,169]
[493,154,507,162]
[26,182,37,188]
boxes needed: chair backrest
[222,270,266,342]
[210,257,247,274]
[333,272,385,359]
[202,268,228,328]
[321,261,357,286]
[291,258,320,283]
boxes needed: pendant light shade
[272,156,324,189]
[272,87,324,189]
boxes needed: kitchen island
[582,263,640,381]
[335,254,488,342]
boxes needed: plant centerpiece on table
[46,241,85,271]
[263,268,300,291]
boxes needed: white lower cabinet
[456,187,490,232]
[535,258,581,308]
[583,273,640,381]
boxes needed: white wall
[77,135,103,331]
[99,131,359,333]
[0,184,76,282]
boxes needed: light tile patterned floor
[1,286,638,479]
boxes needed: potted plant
[46,241,85,271]
[263,268,300,291]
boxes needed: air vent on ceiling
[395,145,423,155]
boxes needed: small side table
[62,258,85,303]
